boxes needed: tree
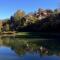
[45,9,53,13]
[14,10,25,21]
[26,15,37,24]
[6,24,10,31]
[54,9,60,14]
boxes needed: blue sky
[0,0,59,19]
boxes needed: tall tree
[14,10,25,21]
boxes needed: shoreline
[0,32,60,39]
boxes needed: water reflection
[0,37,39,56]
[0,37,60,60]
[0,37,59,56]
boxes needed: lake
[0,37,60,60]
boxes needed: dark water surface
[0,37,59,60]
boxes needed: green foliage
[6,24,10,31]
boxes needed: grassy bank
[0,32,60,38]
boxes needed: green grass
[16,32,29,35]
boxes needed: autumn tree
[14,10,25,21]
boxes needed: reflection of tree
[0,37,60,56]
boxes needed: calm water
[0,37,59,60]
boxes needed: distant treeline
[2,8,60,32]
